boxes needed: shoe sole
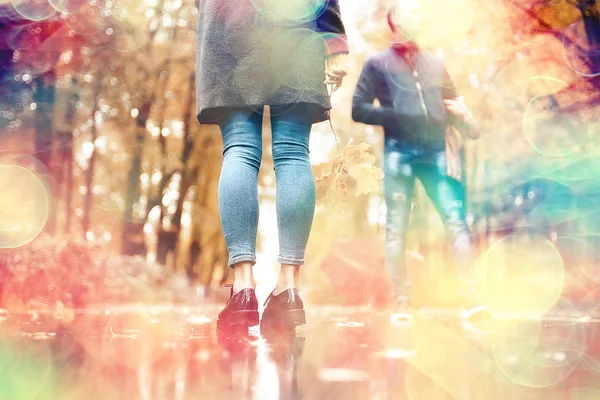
[261,309,306,328]
[217,310,259,329]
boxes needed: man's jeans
[383,140,474,289]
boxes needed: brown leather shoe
[217,288,259,329]
[261,288,306,328]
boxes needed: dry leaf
[313,140,384,209]
[350,165,384,195]
[344,141,377,165]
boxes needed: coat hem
[197,102,331,125]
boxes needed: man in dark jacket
[352,5,479,303]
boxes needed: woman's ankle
[231,261,255,294]
[274,264,299,295]
[232,282,254,294]
[273,283,296,296]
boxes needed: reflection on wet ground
[2,304,600,399]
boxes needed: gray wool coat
[196,0,348,124]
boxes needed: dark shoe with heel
[261,288,306,329]
[217,288,259,329]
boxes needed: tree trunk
[55,129,74,235]
[122,122,147,255]
[121,23,183,255]
[64,131,74,234]
[124,131,146,222]
[62,89,78,235]
[173,74,196,227]
[158,74,197,270]
[120,0,170,254]
[33,72,56,234]
[82,77,102,238]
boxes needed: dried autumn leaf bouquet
[313,139,384,208]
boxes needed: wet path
[2,304,600,399]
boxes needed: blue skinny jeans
[218,104,316,267]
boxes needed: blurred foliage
[0,0,598,304]
[0,234,193,310]
[0,0,231,290]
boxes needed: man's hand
[444,97,480,139]
[443,97,469,118]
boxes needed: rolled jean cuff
[228,254,256,268]
[278,255,304,265]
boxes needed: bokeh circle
[0,164,50,248]
[12,0,62,21]
[480,233,565,316]
[522,79,588,157]
[491,298,587,388]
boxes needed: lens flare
[525,75,570,98]
[252,0,326,26]
[480,234,565,316]
[0,341,55,398]
[270,28,325,94]
[405,364,454,400]
[523,83,588,157]
[407,318,494,399]
[12,0,62,21]
[570,388,600,400]
[557,236,599,285]
[111,0,151,27]
[524,180,576,228]
[391,0,474,48]
[588,121,600,172]
[65,2,106,36]
[491,299,587,388]
[487,44,574,118]
[105,26,146,53]
[562,21,600,78]
[0,164,50,249]
[49,0,88,14]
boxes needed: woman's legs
[218,108,263,294]
[270,104,316,295]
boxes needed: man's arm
[441,67,480,139]
[445,96,480,140]
[352,61,397,126]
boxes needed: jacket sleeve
[441,65,480,139]
[352,60,397,126]
[441,67,459,99]
[316,0,349,56]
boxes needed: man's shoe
[392,282,411,308]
